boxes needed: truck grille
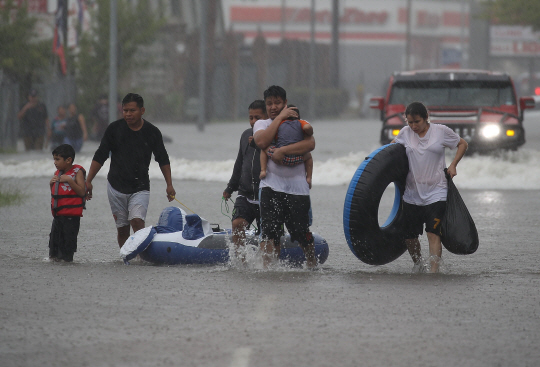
[448,125,476,138]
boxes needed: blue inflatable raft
[121,207,329,266]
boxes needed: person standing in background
[64,103,88,153]
[17,89,49,151]
[50,105,67,150]
[91,94,110,141]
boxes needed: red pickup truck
[370,69,536,153]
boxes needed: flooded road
[1,113,540,366]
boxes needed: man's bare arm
[160,164,176,202]
[270,136,315,163]
[85,160,103,200]
[253,106,299,149]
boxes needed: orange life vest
[51,164,86,217]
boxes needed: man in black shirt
[86,93,176,248]
[17,89,49,151]
[222,100,266,260]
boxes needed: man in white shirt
[253,86,316,268]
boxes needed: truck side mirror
[520,97,536,110]
[369,97,385,110]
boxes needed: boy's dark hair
[405,101,429,120]
[52,144,76,161]
[248,100,266,112]
[263,85,286,101]
[122,93,144,108]
[287,104,300,119]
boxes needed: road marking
[229,295,276,367]
[230,347,252,367]
[254,294,278,322]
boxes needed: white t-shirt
[395,123,460,206]
[253,118,310,196]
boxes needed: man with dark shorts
[223,100,267,260]
[85,93,176,248]
[253,86,316,268]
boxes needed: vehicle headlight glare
[480,125,501,139]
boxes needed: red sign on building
[0,0,48,13]
[490,26,540,57]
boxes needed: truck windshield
[389,81,516,107]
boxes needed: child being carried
[259,105,313,188]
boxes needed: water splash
[4,148,540,189]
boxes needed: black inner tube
[343,143,409,265]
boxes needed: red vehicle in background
[370,69,536,153]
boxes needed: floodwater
[1,112,540,366]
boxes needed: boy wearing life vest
[49,144,86,262]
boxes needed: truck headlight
[387,128,401,139]
[480,125,501,139]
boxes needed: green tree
[75,0,164,117]
[0,0,51,88]
[487,0,540,30]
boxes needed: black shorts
[403,201,446,239]
[49,216,81,262]
[231,195,261,232]
[259,187,313,247]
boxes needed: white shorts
[107,182,150,228]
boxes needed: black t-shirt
[92,119,171,194]
[21,102,48,137]
[65,115,83,140]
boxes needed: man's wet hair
[122,93,144,108]
[287,104,300,119]
[248,100,266,112]
[52,144,76,161]
[405,101,429,120]
[263,85,286,101]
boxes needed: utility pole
[61,0,67,77]
[405,0,412,71]
[460,0,467,68]
[468,0,490,70]
[198,0,207,132]
[330,0,339,88]
[309,0,316,117]
[281,0,286,40]
[108,0,118,123]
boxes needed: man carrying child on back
[253,85,316,268]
